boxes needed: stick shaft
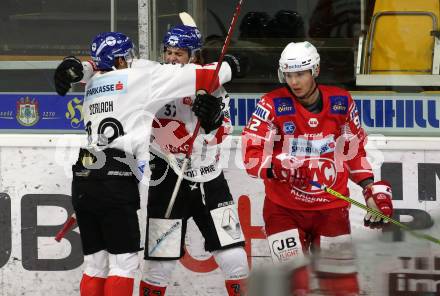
[207,0,244,94]
[165,0,245,217]
[310,181,440,245]
[55,214,77,242]
[185,0,244,159]
[165,158,189,218]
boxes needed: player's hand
[270,155,309,189]
[362,180,393,229]
[54,56,84,96]
[192,93,224,133]
[223,54,248,79]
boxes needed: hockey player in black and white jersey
[53,32,232,296]
[139,25,249,296]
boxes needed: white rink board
[0,135,439,296]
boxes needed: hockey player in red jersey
[53,31,233,296]
[242,41,393,296]
[139,25,248,296]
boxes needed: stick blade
[179,12,197,27]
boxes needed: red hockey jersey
[242,85,374,210]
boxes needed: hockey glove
[223,54,248,79]
[54,56,84,96]
[192,93,224,133]
[269,155,309,189]
[362,180,393,229]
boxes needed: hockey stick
[165,0,245,218]
[179,12,197,27]
[54,213,77,242]
[310,180,440,245]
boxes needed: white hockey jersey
[150,85,233,183]
[82,59,233,183]
[81,61,231,168]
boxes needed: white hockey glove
[362,180,393,229]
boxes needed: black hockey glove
[223,54,248,79]
[192,93,224,133]
[54,56,84,96]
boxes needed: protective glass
[123,47,138,67]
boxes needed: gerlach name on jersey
[89,101,114,115]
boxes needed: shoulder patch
[253,104,270,121]
[283,121,296,134]
[329,95,348,114]
[273,97,295,116]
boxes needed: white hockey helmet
[278,41,320,83]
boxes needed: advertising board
[0,135,439,295]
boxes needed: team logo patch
[308,117,319,127]
[330,96,348,114]
[292,157,338,195]
[105,36,117,46]
[283,121,296,134]
[273,97,295,116]
[167,35,179,46]
[253,104,269,121]
[85,74,128,100]
[182,96,192,105]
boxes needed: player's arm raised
[151,62,232,101]
[54,56,96,96]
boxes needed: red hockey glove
[362,180,393,229]
[270,155,309,189]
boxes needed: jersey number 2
[248,118,261,131]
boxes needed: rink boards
[0,135,439,295]
[0,92,439,137]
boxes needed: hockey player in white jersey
[140,25,249,296]
[54,31,232,296]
